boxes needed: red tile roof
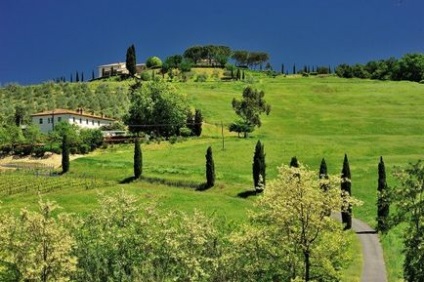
[30,108,116,121]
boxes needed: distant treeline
[335,53,424,83]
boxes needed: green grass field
[2,73,424,280]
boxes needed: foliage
[145,56,162,69]
[290,156,300,168]
[61,134,70,173]
[183,45,231,67]
[192,109,203,137]
[336,53,424,82]
[134,137,142,179]
[390,160,424,281]
[205,146,215,188]
[252,140,265,192]
[231,165,357,281]
[228,119,254,138]
[231,86,271,138]
[377,156,390,233]
[0,198,76,281]
[123,81,189,137]
[126,44,137,76]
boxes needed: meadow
[2,74,424,280]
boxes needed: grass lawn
[2,74,424,280]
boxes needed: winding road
[332,213,388,282]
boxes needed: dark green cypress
[253,140,266,192]
[205,146,215,188]
[341,154,352,230]
[319,158,328,179]
[377,156,390,233]
[76,71,79,82]
[281,63,285,74]
[92,70,95,80]
[134,137,142,179]
[242,70,245,80]
[290,156,299,168]
[193,109,203,137]
[236,68,241,80]
[61,134,70,174]
[126,44,137,76]
[293,64,296,74]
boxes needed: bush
[195,74,208,82]
[179,127,192,137]
[140,71,152,81]
[146,56,163,68]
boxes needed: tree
[14,105,26,126]
[377,156,389,233]
[146,56,162,69]
[61,134,70,173]
[231,86,271,138]
[193,109,203,137]
[341,154,352,229]
[205,146,215,188]
[134,137,142,179]
[232,165,357,281]
[319,158,328,179]
[126,44,137,76]
[123,81,189,137]
[228,120,254,138]
[76,71,79,82]
[290,156,299,168]
[388,160,424,280]
[281,63,285,74]
[252,140,265,192]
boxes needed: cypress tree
[92,70,95,80]
[377,156,389,233]
[341,154,352,230]
[81,72,84,82]
[281,63,285,74]
[236,68,241,80]
[319,158,328,179]
[293,64,296,74]
[205,146,215,188]
[193,109,203,137]
[134,137,142,179]
[70,73,73,83]
[76,71,79,82]
[290,156,299,168]
[253,140,266,192]
[126,44,137,76]
[242,70,245,80]
[61,134,70,174]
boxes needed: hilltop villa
[30,108,115,134]
[97,62,146,78]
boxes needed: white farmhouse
[30,108,115,134]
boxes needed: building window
[47,118,51,124]
[80,118,82,124]
[73,117,76,123]
[39,118,43,124]
[98,121,100,126]
[58,117,62,122]
[86,119,89,124]
[92,120,95,125]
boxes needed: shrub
[179,127,192,137]
[146,56,163,68]
[195,74,208,82]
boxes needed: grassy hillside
[2,73,424,280]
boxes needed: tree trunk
[304,250,310,281]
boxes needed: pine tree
[134,137,142,179]
[205,146,215,188]
[341,154,352,229]
[61,134,70,174]
[377,156,389,233]
[193,109,203,137]
[252,140,266,192]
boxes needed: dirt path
[333,213,388,282]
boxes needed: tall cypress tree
[293,64,296,74]
[281,63,285,74]
[377,156,390,233]
[76,71,79,82]
[134,137,142,179]
[205,146,215,188]
[341,154,352,230]
[253,140,266,192]
[92,70,95,80]
[126,44,137,76]
[61,134,70,174]
[193,109,203,137]
[319,158,329,191]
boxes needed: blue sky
[1,0,423,85]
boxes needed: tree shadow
[120,176,137,184]
[237,190,260,199]
[196,182,210,191]
[356,230,377,234]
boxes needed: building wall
[32,113,114,134]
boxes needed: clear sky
[1,0,423,85]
